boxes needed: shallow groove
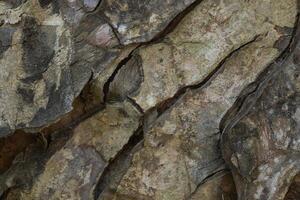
[186,169,230,200]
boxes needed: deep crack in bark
[93,35,261,199]
[93,126,144,200]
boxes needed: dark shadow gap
[285,174,300,200]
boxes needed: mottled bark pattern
[0,0,299,200]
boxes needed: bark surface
[0,0,299,200]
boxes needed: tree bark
[0,0,299,199]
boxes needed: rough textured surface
[0,0,299,200]
[110,1,297,199]
[0,0,201,136]
[285,174,300,200]
[222,18,300,200]
[190,172,237,200]
[127,0,297,111]
[0,0,122,136]
[100,0,197,44]
[0,102,141,199]
[112,38,281,199]
[0,1,72,135]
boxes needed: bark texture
[0,0,299,200]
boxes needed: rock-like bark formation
[222,14,300,200]
[0,0,195,136]
[0,0,299,200]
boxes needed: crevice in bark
[93,124,144,200]
[98,0,205,46]
[92,36,260,200]
[142,0,205,44]
[90,0,208,105]
[103,50,138,103]
[0,0,204,179]
[0,87,106,170]
[0,31,263,198]
[220,13,300,136]
[0,187,12,200]
[85,0,103,13]
[96,13,299,197]
[126,97,144,114]
[101,1,207,105]
[147,35,260,121]
[0,131,36,174]
[42,95,106,148]
[218,11,299,200]
[11,0,207,142]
